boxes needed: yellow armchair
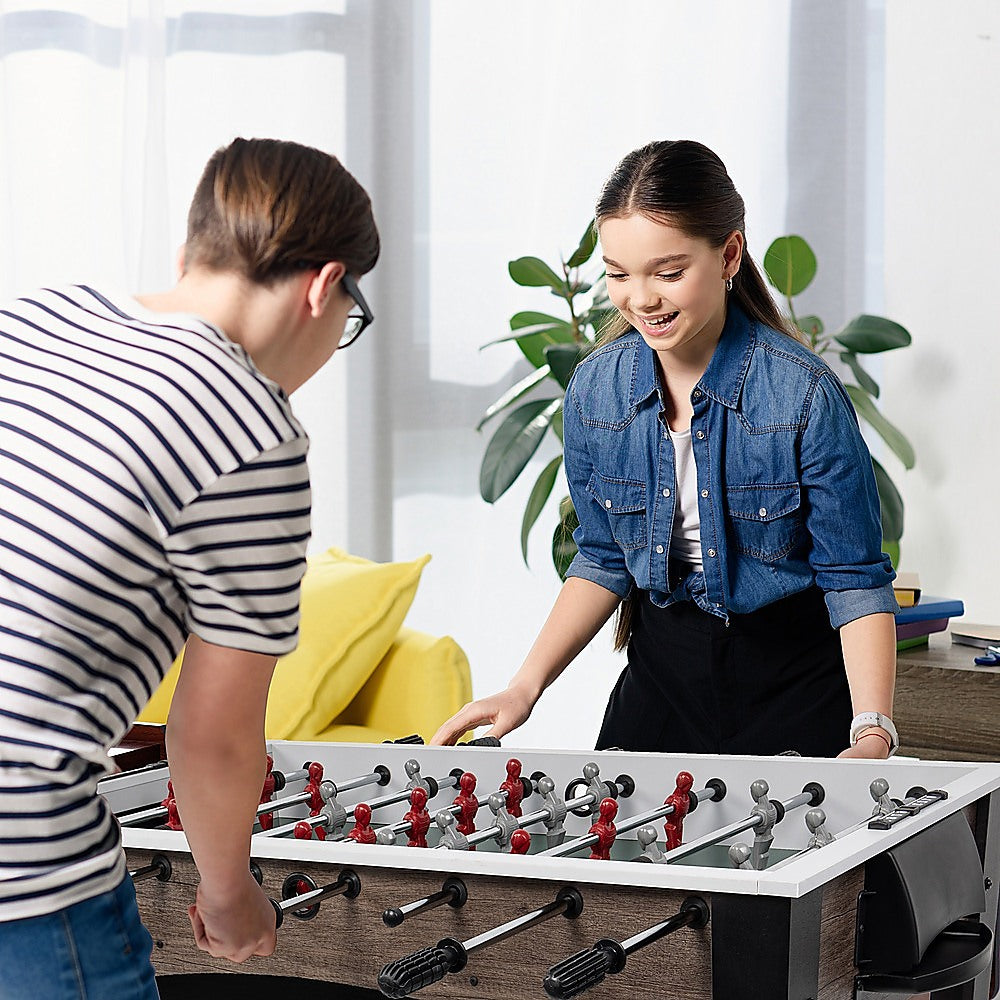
[137,548,471,743]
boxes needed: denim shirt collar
[629,303,757,411]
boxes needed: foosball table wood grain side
[127,849,865,1000]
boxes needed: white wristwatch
[850,712,899,756]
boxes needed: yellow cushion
[311,722,399,744]
[137,547,430,740]
[327,626,472,742]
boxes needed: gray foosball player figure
[870,777,895,817]
[749,779,778,870]
[580,761,613,814]
[805,808,835,849]
[404,758,431,795]
[487,791,519,852]
[729,843,753,870]
[435,809,469,851]
[537,775,568,848]
[375,824,398,846]
[317,780,348,838]
[635,824,667,864]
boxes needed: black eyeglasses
[339,273,373,349]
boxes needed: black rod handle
[543,942,619,998]
[383,877,468,927]
[377,940,467,997]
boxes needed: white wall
[882,1,1000,622]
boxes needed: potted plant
[478,227,913,575]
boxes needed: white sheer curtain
[0,0,884,748]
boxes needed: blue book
[895,596,965,625]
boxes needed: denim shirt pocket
[726,482,804,563]
[586,472,648,551]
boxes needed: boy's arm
[166,634,278,962]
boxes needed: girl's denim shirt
[563,304,898,629]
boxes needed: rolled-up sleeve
[562,376,632,598]
[800,372,898,629]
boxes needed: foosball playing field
[101,740,1000,999]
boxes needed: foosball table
[101,740,1000,999]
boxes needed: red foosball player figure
[588,797,618,860]
[404,787,431,848]
[165,795,183,831]
[454,771,479,849]
[258,754,277,831]
[293,820,325,841]
[663,770,695,851]
[500,758,524,818]
[510,828,531,855]
[348,802,377,844]
[161,780,183,830]
[304,760,325,816]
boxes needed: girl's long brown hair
[595,141,802,650]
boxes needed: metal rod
[665,790,813,864]
[257,771,462,839]
[463,892,576,954]
[276,877,352,915]
[383,878,466,927]
[620,903,703,953]
[129,855,171,883]
[539,783,719,859]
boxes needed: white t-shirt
[0,285,311,920]
[667,426,703,570]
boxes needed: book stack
[895,586,965,650]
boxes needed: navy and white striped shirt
[0,285,310,920]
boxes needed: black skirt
[595,586,852,757]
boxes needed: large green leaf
[550,405,564,443]
[797,314,824,341]
[544,343,588,389]
[480,398,562,503]
[509,311,577,368]
[508,256,567,294]
[840,351,880,399]
[845,385,916,470]
[566,221,598,268]
[763,235,817,296]
[834,315,911,354]
[521,455,562,563]
[872,457,904,542]
[476,365,552,431]
[552,495,580,579]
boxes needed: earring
[725,276,733,292]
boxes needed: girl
[433,140,898,760]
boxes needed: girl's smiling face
[599,213,742,367]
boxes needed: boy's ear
[175,245,186,280]
[307,261,347,318]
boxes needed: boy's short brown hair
[185,137,379,285]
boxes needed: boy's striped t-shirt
[0,285,311,920]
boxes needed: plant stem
[561,259,585,344]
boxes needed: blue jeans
[0,875,159,999]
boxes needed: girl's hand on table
[837,731,891,760]
[430,684,537,746]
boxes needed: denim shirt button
[693,389,702,398]
[707,548,717,557]
[701,489,709,498]
[605,499,612,509]
[696,430,705,440]
[759,507,768,518]
[662,488,670,498]
[655,544,664,554]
